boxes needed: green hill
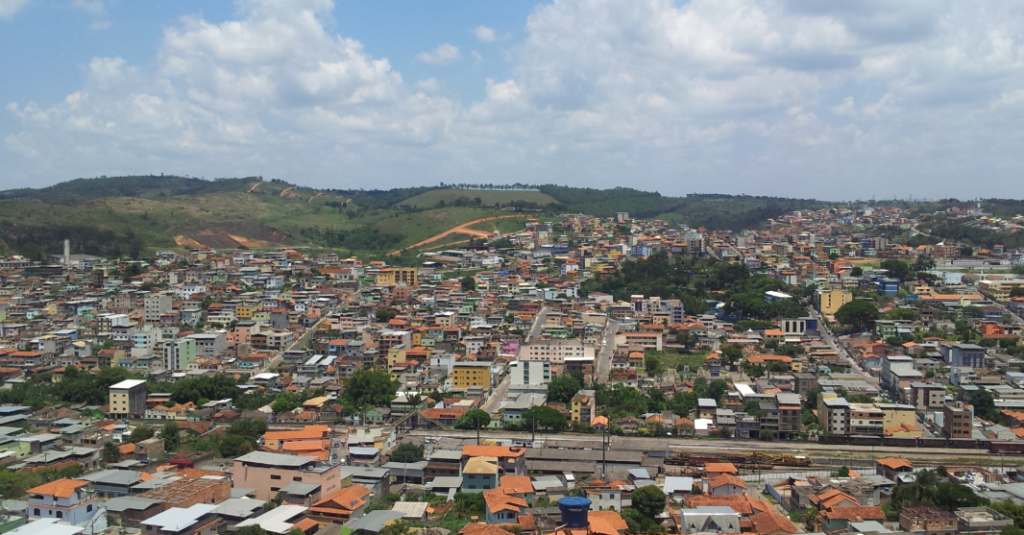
[399,188,558,209]
[0,175,828,262]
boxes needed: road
[594,318,618,383]
[388,215,524,255]
[807,306,876,385]
[483,305,551,414]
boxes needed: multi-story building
[232,452,341,501]
[759,393,801,440]
[944,401,973,439]
[816,289,852,316]
[518,339,595,365]
[848,403,884,436]
[909,382,948,411]
[452,362,491,390]
[817,394,849,435]
[571,389,596,424]
[955,507,1014,535]
[978,278,1024,303]
[940,343,986,369]
[163,338,197,372]
[109,379,147,419]
[187,331,227,359]
[508,360,550,386]
[144,293,173,323]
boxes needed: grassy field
[646,350,710,370]
[467,216,529,235]
[399,189,558,209]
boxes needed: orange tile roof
[26,479,88,498]
[499,475,534,494]
[708,474,747,490]
[876,457,913,470]
[750,511,798,534]
[704,462,738,474]
[483,487,528,514]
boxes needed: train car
[948,438,982,449]
[989,441,1024,454]
[848,435,883,447]
[882,437,918,448]
[918,437,950,448]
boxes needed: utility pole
[476,415,481,446]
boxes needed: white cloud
[417,78,441,92]
[0,0,27,20]
[71,0,104,16]
[473,25,496,42]
[416,43,463,65]
[8,0,1024,198]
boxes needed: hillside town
[5,205,1024,535]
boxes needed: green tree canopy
[161,422,181,452]
[547,375,583,404]
[835,299,879,331]
[523,406,568,432]
[461,276,476,291]
[389,442,424,463]
[343,368,398,409]
[455,409,492,430]
[631,485,667,518]
[880,259,910,281]
[125,426,154,444]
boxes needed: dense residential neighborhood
[5,204,1024,535]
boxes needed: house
[140,503,219,535]
[679,506,741,534]
[25,479,100,526]
[749,511,798,535]
[462,445,527,476]
[463,457,500,493]
[483,487,528,524]
[706,474,746,496]
[820,506,886,532]
[872,453,913,479]
[704,463,738,479]
[308,484,371,523]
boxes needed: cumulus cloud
[8,0,1024,198]
[416,43,463,65]
[0,0,28,19]
[473,25,496,42]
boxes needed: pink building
[233,451,341,501]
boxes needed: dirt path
[280,186,295,198]
[248,182,260,193]
[389,215,521,255]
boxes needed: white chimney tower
[64,239,70,266]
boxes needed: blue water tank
[557,496,592,528]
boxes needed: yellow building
[451,362,491,389]
[816,289,853,315]
[235,305,254,320]
[375,267,419,286]
[979,278,1024,303]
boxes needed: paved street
[807,306,877,384]
[594,318,617,383]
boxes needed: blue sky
[4,0,1024,200]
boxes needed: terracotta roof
[310,484,372,514]
[589,510,628,532]
[750,511,798,534]
[499,475,534,494]
[704,462,738,474]
[821,505,886,521]
[876,457,913,470]
[26,479,88,498]
[462,445,525,458]
[708,474,747,490]
[483,487,528,514]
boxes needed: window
[271,475,281,480]
[56,511,63,519]
[271,487,280,492]
[294,476,303,481]
[33,509,39,516]
[87,504,93,512]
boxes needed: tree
[390,442,424,463]
[631,485,667,518]
[375,308,397,322]
[835,300,879,332]
[720,345,743,365]
[230,418,268,440]
[343,368,398,409]
[455,409,491,430]
[379,520,411,535]
[759,430,774,441]
[850,266,863,277]
[547,375,583,404]
[972,388,997,421]
[235,526,269,535]
[102,441,120,464]
[161,422,181,452]
[831,466,850,477]
[912,255,936,273]
[125,426,154,444]
[523,406,568,432]
[461,276,476,291]
[219,434,253,457]
[880,259,910,282]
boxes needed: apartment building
[109,379,147,419]
[509,360,551,386]
[943,401,973,439]
[816,289,852,315]
[817,395,849,435]
[232,451,341,501]
[144,293,173,323]
[163,338,197,372]
[519,339,595,365]
[849,403,884,436]
[452,362,491,390]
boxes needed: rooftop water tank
[557,496,592,528]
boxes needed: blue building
[876,277,899,295]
